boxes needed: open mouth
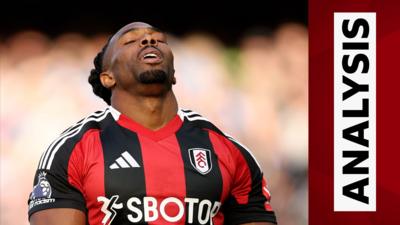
[139,48,163,64]
[144,53,158,59]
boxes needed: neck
[111,90,178,131]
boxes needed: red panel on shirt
[68,129,105,225]
[139,134,187,225]
[207,130,235,224]
[207,130,234,203]
[207,129,252,204]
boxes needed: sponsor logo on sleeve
[29,172,55,209]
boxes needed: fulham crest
[189,148,212,175]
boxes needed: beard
[137,69,169,84]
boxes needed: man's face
[103,22,175,95]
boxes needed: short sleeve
[27,137,87,218]
[223,138,277,225]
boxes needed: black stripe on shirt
[176,120,223,225]
[101,120,147,225]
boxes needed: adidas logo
[110,151,140,169]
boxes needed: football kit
[28,106,277,225]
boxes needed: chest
[83,125,233,206]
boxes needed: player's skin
[30,22,275,225]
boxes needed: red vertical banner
[310,0,400,224]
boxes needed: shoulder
[60,107,114,135]
[179,108,263,170]
[38,108,113,170]
[178,108,225,135]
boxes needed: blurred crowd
[0,23,308,225]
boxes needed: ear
[100,71,116,89]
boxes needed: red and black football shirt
[28,107,277,225]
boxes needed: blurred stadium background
[0,2,308,225]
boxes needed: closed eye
[124,40,137,45]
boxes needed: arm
[222,135,277,225]
[27,131,88,224]
[30,208,85,225]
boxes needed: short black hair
[88,39,112,105]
